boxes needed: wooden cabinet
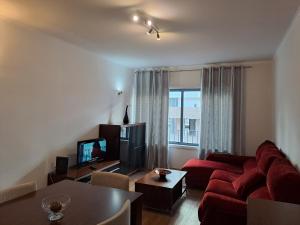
[99,123,146,173]
[99,124,121,160]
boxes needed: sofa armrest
[199,192,247,224]
[206,153,255,167]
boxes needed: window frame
[168,88,201,146]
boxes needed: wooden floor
[130,171,203,225]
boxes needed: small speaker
[56,156,69,174]
[67,154,77,167]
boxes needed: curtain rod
[135,65,253,73]
[169,66,252,73]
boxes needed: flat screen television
[77,138,106,167]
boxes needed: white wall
[168,61,274,169]
[244,61,274,155]
[0,20,133,190]
[274,10,300,168]
[169,70,201,89]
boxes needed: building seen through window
[168,89,201,146]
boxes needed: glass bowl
[41,194,71,222]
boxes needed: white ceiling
[0,0,299,68]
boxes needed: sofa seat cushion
[182,158,243,189]
[243,158,257,172]
[267,159,300,204]
[210,170,240,183]
[257,149,284,175]
[248,186,271,200]
[199,192,247,222]
[232,168,265,198]
[206,179,240,199]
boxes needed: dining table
[0,180,143,225]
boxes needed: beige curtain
[199,66,245,159]
[134,69,169,169]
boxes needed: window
[168,89,201,146]
[169,97,179,107]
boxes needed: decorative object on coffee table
[154,168,172,180]
[123,105,129,124]
[135,169,187,212]
[42,194,71,222]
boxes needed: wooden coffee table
[135,169,187,212]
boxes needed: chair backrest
[97,199,130,225]
[91,172,130,191]
[0,181,37,204]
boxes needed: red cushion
[232,168,265,198]
[248,186,271,200]
[243,158,257,172]
[257,148,284,175]
[210,170,240,183]
[199,192,247,223]
[267,159,300,204]
[255,140,277,161]
[206,179,240,199]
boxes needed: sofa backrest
[257,148,285,175]
[267,158,300,204]
[255,140,286,175]
[255,140,277,162]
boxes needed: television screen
[77,138,106,166]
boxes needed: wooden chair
[98,200,130,225]
[0,181,37,204]
[91,172,130,191]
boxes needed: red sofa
[182,141,300,225]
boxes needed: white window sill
[168,144,199,150]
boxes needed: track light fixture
[132,13,161,40]
[147,19,152,26]
[132,15,139,22]
[147,28,153,35]
[156,32,160,40]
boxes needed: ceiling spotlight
[147,20,152,26]
[156,32,160,40]
[131,15,162,40]
[132,15,139,22]
[147,28,153,35]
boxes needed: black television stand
[47,160,120,185]
[89,165,98,170]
